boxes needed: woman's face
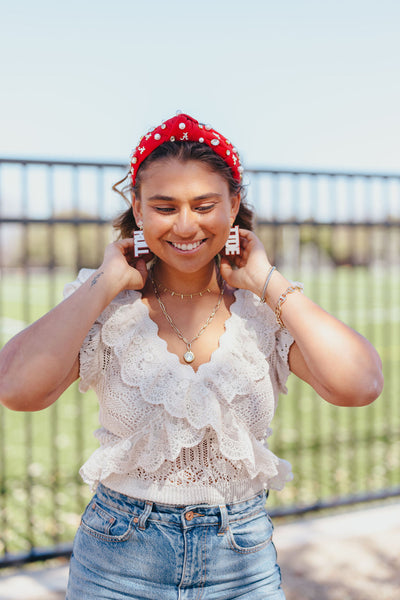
[132,158,240,274]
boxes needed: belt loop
[218,504,228,536]
[138,500,153,530]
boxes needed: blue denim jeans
[66,484,285,599]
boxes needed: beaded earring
[133,225,150,257]
[224,225,241,256]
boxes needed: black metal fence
[0,158,399,566]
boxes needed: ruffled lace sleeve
[268,327,294,396]
[270,280,304,395]
[265,281,305,397]
[236,289,296,401]
[63,269,144,394]
[63,268,104,393]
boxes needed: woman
[0,113,383,599]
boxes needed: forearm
[0,269,121,411]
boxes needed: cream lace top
[64,269,295,505]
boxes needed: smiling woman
[0,113,383,599]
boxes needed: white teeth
[171,240,202,251]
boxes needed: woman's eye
[155,206,175,213]
[196,204,215,212]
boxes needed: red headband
[130,113,243,187]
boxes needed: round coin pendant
[183,350,195,363]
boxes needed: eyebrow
[147,193,223,202]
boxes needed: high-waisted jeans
[66,483,285,599]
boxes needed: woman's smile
[167,239,206,252]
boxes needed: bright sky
[1,0,400,172]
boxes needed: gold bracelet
[275,285,303,329]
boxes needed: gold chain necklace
[151,279,212,300]
[150,268,225,364]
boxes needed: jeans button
[185,511,194,521]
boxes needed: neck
[152,260,220,295]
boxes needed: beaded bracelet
[275,285,303,328]
[260,266,276,303]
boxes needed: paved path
[0,501,399,599]
[275,500,400,599]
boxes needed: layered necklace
[150,266,225,364]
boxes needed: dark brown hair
[112,141,254,239]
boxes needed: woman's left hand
[219,229,272,298]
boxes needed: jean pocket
[227,510,274,554]
[80,500,133,542]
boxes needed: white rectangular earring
[133,229,150,257]
[224,225,240,256]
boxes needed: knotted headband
[130,113,243,187]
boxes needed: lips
[168,239,205,251]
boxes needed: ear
[132,192,143,225]
[230,193,241,223]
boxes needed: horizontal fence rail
[0,157,399,566]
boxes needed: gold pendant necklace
[150,267,224,364]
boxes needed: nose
[173,207,198,238]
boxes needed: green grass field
[0,267,399,555]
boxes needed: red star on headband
[130,113,243,186]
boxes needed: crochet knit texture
[64,269,295,504]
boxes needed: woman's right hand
[99,239,151,293]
